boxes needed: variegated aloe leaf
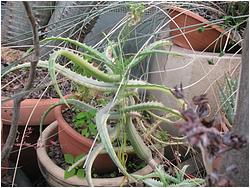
[95,102,135,181]
[110,101,182,118]
[48,49,120,105]
[143,177,205,187]
[1,61,43,77]
[5,61,178,100]
[137,165,173,186]
[169,178,205,187]
[135,173,204,187]
[124,79,174,97]
[128,40,175,69]
[85,144,104,187]
[156,166,169,186]
[39,98,95,137]
[177,165,189,182]
[146,39,172,50]
[129,49,182,70]
[43,61,117,90]
[138,49,182,57]
[133,166,184,186]
[132,169,179,185]
[49,50,120,82]
[5,62,177,103]
[41,37,180,74]
[143,178,164,187]
[126,115,159,170]
[41,37,114,69]
[3,63,184,120]
[2,61,118,92]
[85,124,117,187]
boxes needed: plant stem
[1,1,40,163]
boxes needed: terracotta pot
[54,105,118,173]
[1,97,60,126]
[169,7,227,52]
[37,121,156,186]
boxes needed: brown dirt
[48,137,70,170]
[62,108,78,131]
[1,47,72,99]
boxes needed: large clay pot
[1,98,60,126]
[148,45,241,136]
[169,7,227,52]
[54,105,118,173]
[37,121,156,186]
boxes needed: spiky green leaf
[41,37,114,69]
[143,178,164,187]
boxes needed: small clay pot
[1,98,60,126]
[37,121,155,187]
[54,105,118,173]
[169,7,227,52]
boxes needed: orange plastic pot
[54,105,117,173]
[1,97,60,126]
[169,7,227,52]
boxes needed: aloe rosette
[5,36,204,186]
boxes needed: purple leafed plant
[174,84,247,186]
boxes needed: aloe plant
[35,33,204,186]
[4,2,248,186]
[218,74,238,125]
[4,33,200,185]
[4,4,204,185]
[1,27,204,186]
[133,165,205,187]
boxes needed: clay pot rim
[169,6,225,34]
[54,104,94,148]
[1,96,60,126]
[1,96,60,105]
[37,121,155,186]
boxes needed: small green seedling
[218,74,238,125]
[73,109,97,138]
[64,153,86,179]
